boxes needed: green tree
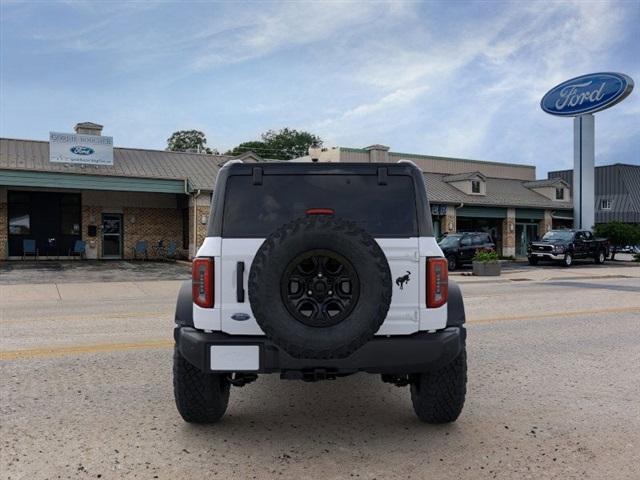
[226,128,322,160]
[225,141,269,157]
[594,222,640,260]
[167,130,217,154]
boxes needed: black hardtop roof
[223,161,422,175]
[209,160,433,237]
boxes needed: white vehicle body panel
[194,236,447,335]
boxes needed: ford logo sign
[541,72,633,116]
[231,313,251,321]
[70,146,95,155]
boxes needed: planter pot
[472,260,501,276]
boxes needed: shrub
[473,250,499,262]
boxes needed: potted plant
[472,250,501,276]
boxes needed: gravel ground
[1,272,639,479]
[0,261,190,285]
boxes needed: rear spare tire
[249,216,392,359]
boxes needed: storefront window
[9,208,30,234]
[8,191,81,257]
[61,208,81,234]
[8,192,30,234]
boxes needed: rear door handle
[236,261,245,303]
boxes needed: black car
[438,232,496,271]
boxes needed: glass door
[102,214,123,259]
[516,223,539,257]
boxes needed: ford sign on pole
[49,132,114,166]
[541,72,634,230]
[541,72,634,116]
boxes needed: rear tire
[595,250,606,264]
[410,348,467,423]
[173,345,230,423]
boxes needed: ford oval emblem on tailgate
[231,313,251,321]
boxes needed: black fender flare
[446,280,466,327]
[175,281,194,327]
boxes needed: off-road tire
[446,255,457,271]
[249,215,392,359]
[173,345,230,423]
[562,253,573,267]
[528,256,539,266]
[410,348,467,423]
[594,250,606,264]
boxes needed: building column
[502,208,516,257]
[444,205,457,234]
[539,210,553,238]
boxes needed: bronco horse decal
[395,271,411,290]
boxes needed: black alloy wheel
[281,249,360,328]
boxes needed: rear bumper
[175,326,465,375]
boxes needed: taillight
[427,258,448,308]
[305,208,335,215]
[192,257,214,308]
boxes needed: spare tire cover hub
[280,249,360,328]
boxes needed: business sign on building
[49,132,114,165]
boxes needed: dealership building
[0,122,595,261]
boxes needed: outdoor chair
[165,240,178,260]
[22,239,38,261]
[133,240,149,260]
[153,239,166,258]
[68,240,86,260]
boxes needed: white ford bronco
[173,160,467,423]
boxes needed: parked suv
[438,232,496,271]
[173,160,467,424]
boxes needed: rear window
[222,174,418,237]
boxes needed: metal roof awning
[0,169,187,194]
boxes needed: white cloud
[307,0,636,173]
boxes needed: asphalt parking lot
[1,260,639,479]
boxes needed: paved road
[2,269,640,479]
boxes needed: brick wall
[81,205,103,259]
[187,193,211,258]
[122,207,183,260]
[188,206,210,256]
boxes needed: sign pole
[572,114,595,229]
[541,72,633,231]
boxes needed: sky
[1,0,638,177]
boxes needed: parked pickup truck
[527,230,609,267]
